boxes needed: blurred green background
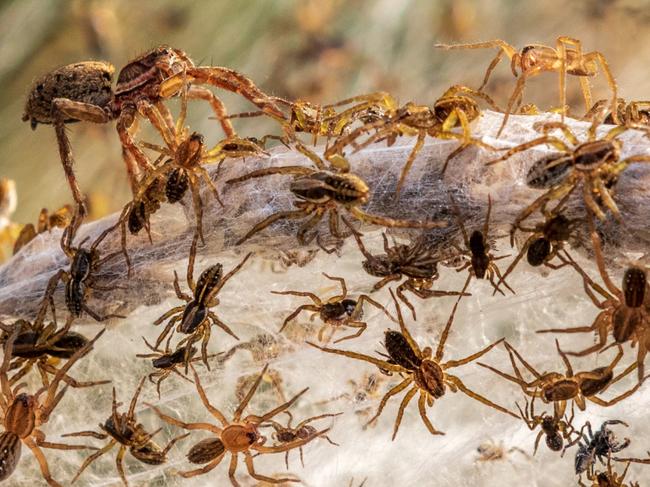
[1,0,649,224]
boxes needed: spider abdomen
[384,330,421,370]
[166,168,189,203]
[622,267,646,308]
[0,432,21,481]
[187,438,226,464]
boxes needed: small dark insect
[435,37,618,136]
[23,45,283,212]
[13,205,73,255]
[42,211,126,322]
[64,376,188,486]
[261,411,341,468]
[346,222,470,320]
[571,420,630,478]
[147,365,329,483]
[309,290,515,439]
[272,272,394,343]
[153,234,251,370]
[226,155,446,246]
[0,325,105,486]
[516,395,577,454]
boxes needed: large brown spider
[323,85,499,194]
[478,340,643,420]
[22,45,283,210]
[0,325,105,486]
[64,377,188,486]
[346,221,470,320]
[272,272,394,343]
[226,155,446,246]
[517,395,577,454]
[435,37,618,136]
[42,210,126,322]
[153,234,252,370]
[538,216,650,381]
[309,290,515,440]
[486,120,650,222]
[146,365,330,484]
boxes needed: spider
[478,340,643,420]
[153,234,252,370]
[272,272,394,343]
[434,37,619,136]
[260,410,341,469]
[571,420,630,478]
[485,120,650,222]
[146,364,330,484]
[225,155,446,246]
[584,98,650,127]
[516,395,577,454]
[64,376,189,486]
[449,194,514,296]
[13,204,73,255]
[537,215,650,381]
[580,459,638,487]
[42,210,126,322]
[323,85,499,194]
[0,325,105,486]
[475,439,528,463]
[346,222,470,320]
[309,289,515,440]
[22,45,283,211]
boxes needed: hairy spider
[346,222,470,320]
[42,211,126,322]
[272,272,394,344]
[147,365,329,484]
[13,204,73,255]
[153,234,252,370]
[323,85,499,194]
[309,290,515,439]
[516,395,577,454]
[435,37,618,136]
[261,411,341,469]
[449,194,514,296]
[486,120,650,222]
[23,45,283,211]
[226,156,446,246]
[478,340,642,420]
[584,98,650,127]
[538,215,650,381]
[0,325,105,486]
[64,377,188,486]
[571,420,630,478]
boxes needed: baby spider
[309,290,515,440]
[486,119,650,222]
[0,325,106,486]
[272,272,394,344]
[346,221,470,320]
[153,234,251,370]
[64,377,189,486]
[516,395,577,454]
[13,204,73,255]
[435,37,618,135]
[571,420,630,479]
[475,439,528,463]
[42,210,126,322]
[324,85,499,194]
[23,45,283,211]
[226,155,446,246]
[260,410,341,469]
[449,194,514,296]
[146,365,329,484]
[538,215,650,381]
[478,340,642,420]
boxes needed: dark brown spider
[147,365,329,484]
[272,272,394,343]
[226,155,446,246]
[261,411,341,469]
[435,37,618,135]
[571,420,630,479]
[64,376,189,486]
[42,211,126,322]
[309,289,515,440]
[22,45,283,211]
[345,222,470,320]
[0,325,106,486]
[153,234,252,370]
[516,395,577,454]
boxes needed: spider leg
[417,391,444,436]
[349,207,447,229]
[69,438,117,483]
[390,385,418,440]
[276,304,322,333]
[395,131,426,198]
[365,377,411,430]
[307,341,403,373]
[186,85,235,137]
[236,209,306,245]
[207,311,239,340]
[445,374,518,418]
[244,451,300,484]
[388,289,422,358]
[333,321,367,343]
[177,452,225,478]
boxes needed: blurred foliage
[1,0,650,224]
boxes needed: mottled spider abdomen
[187,438,225,464]
[321,299,358,322]
[527,237,551,266]
[166,168,189,203]
[526,153,573,189]
[384,330,421,370]
[152,345,195,369]
[179,301,208,334]
[195,264,224,302]
[579,367,614,397]
[103,415,135,445]
[0,432,21,481]
[22,61,114,128]
[414,359,445,398]
[291,171,369,205]
[622,267,646,308]
[574,140,619,169]
[65,280,85,317]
